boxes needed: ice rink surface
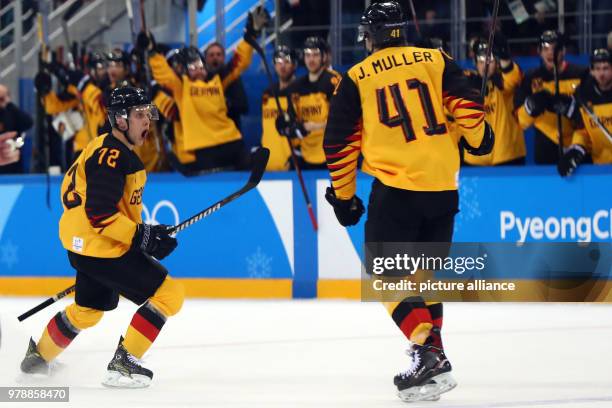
[0,298,611,408]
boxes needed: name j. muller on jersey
[357,51,435,80]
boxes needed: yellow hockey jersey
[59,133,146,258]
[325,47,486,199]
[153,85,196,165]
[515,62,586,145]
[261,85,295,170]
[286,70,340,164]
[571,76,612,164]
[149,40,253,151]
[465,62,525,165]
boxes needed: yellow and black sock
[384,297,433,346]
[123,301,167,359]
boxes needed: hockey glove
[132,224,178,260]
[34,72,52,96]
[550,94,576,119]
[136,30,156,52]
[276,115,308,139]
[492,33,511,60]
[524,90,553,117]
[557,145,586,177]
[245,5,271,39]
[460,122,494,156]
[325,187,365,227]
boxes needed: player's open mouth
[141,130,148,140]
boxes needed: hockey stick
[17,148,270,322]
[480,0,501,96]
[247,37,319,231]
[553,42,564,158]
[61,0,83,70]
[125,0,136,44]
[168,147,269,234]
[407,0,421,37]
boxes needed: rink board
[0,166,610,298]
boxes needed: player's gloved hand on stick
[524,90,553,117]
[136,31,156,52]
[550,94,576,118]
[276,115,308,139]
[325,187,365,227]
[245,5,270,39]
[557,145,586,177]
[132,224,177,260]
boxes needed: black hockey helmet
[590,48,611,67]
[165,48,185,70]
[182,46,203,64]
[273,45,298,64]
[472,37,490,62]
[303,36,327,55]
[538,30,566,50]
[107,86,158,130]
[106,48,131,67]
[358,1,406,49]
[87,52,106,69]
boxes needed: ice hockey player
[19,87,184,388]
[558,48,612,176]
[261,45,299,170]
[276,36,341,169]
[464,36,525,165]
[323,1,492,402]
[140,6,270,172]
[514,30,587,164]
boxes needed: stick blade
[248,147,270,186]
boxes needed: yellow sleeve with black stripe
[79,80,106,139]
[149,53,183,100]
[221,39,254,90]
[500,62,523,94]
[42,91,79,115]
[323,74,362,199]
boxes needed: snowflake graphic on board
[246,247,272,278]
[0,240,18,270]
[455,177,482,235]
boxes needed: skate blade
[398,372,457,402]
[102,370,151,389]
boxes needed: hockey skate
[394,344,457,402]
[20,338,50,376]
[102,338,153,388]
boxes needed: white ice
[1,298,611,408]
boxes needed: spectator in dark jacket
[0,84,33,173]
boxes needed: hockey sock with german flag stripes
[37,311,80,362]
[123,301,167,359]
[385,297,434,346]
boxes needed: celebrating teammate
[558,48,612,176]
[20,87,184,388]
[323,1,492,402]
